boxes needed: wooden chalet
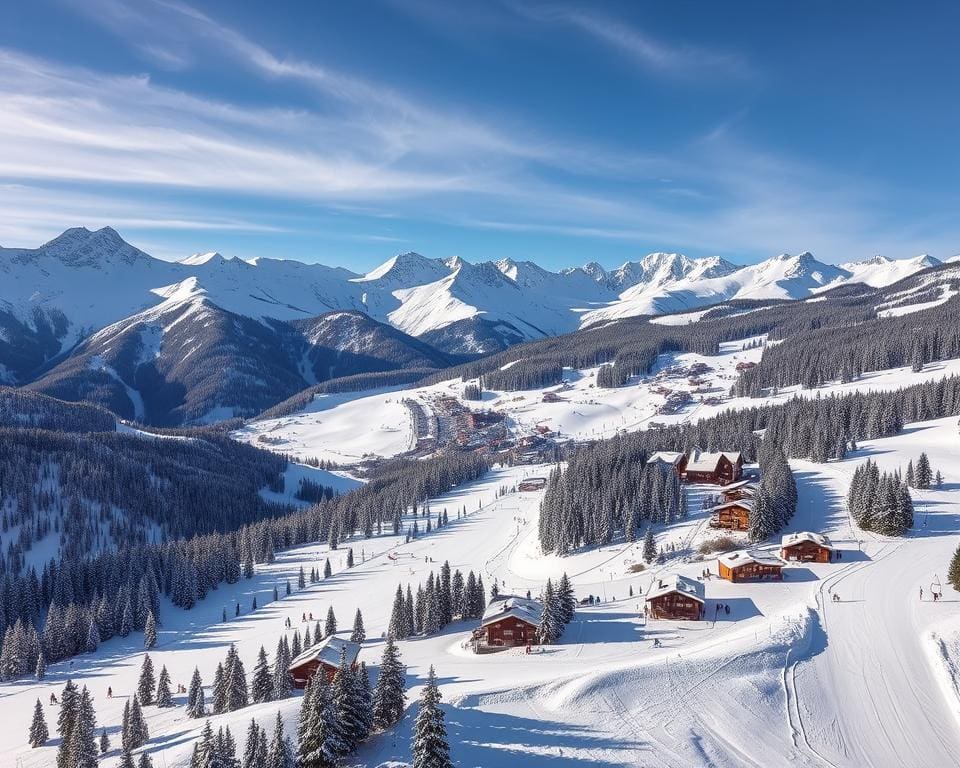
[781,531,834,563]
[719,479,756,502]
[518,477,547,492]
[288,636,361,689]
[685,451,743,485]
[474,595,542,650]
[646,451,688,477]
[717,550,784,582]
[645,574,705,620]
[708,499,753,531]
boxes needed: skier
[107,687,112,698]
[724,604,730,615]
[50,693,57,705]
[920,587,924,601]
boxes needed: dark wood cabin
[781,532,834,563]
[717,551,784,583]
[288,636,361,689]
[476,596,542,649]
[709,500,752,532]
[685,451,743,485]
[518,477,547,492]
[645,575,704,620]
[720,479,756,502]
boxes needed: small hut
[685,451,743,485]
[781,532,834,563]
[646,451,688,477]
[645,574,705,620]
[717,550,784,582]
[288,636,361,689]
[476,596,542,649]
[709,499,753,531]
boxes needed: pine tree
[330,648,363,757]
[138,654,156,706]
[303,625,312,649]
[119,749,136,768]
[266,711,293,768]
[351,609,366,643]
[242,719,260,768]
[372,635,406,730]
[67,686,98,768]
[29,698,49,747]
[298,566,306,589]
[297,676,336,768]
[325,606,337,637]
[187,667,206,718]
[272,637,293,700]
[99,727,110,754]
[537,579,561,644]
[225,644,249,711]
[138,753,154,768]
[127,695,148,749]
[949,544,960,593]
[144,610,157,649]
[56,679,79,768]
[916,452,933,489]
[556,573,576,626]
[251,646,274,704]
[411,666,451,768]
[36,651,46,680]
[388,585,407,639]
[156,665,173,707]
[642,526,656,563]
[323,559,332,579]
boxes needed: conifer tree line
[388,562,487,638]
[539,449,687,555]
[847,459,915,536]
[746,444,798,542]
[733,294,960,395]
[905,452,941,490]
[0,442,484,675]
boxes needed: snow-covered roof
[781,531,833,550]
[710,499,754,513]
[480,595,543,628]
[718,550,784,569]
[686,451,742,472]
[720,479,755,492]
[647,451,685,466]
[645,574,705,603]
[289,635,361,671]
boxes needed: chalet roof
[781,531,834,550]
[480,595,543,628]
[289,635,361,671]
[647,451,685,466]
[645,574,705,603]
[718,549,784,569]
[721,479,756,492]
[710,499,754,513]
[686,450,743,473]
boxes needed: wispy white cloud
[516,5,755,81]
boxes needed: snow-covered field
[235,329,960,463]
[6,411,960,767]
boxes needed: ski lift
[931,574,943,595]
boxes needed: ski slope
[6,412,960,766]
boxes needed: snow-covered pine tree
[325,606,337,637]
[129,695,149,749]
[411,666,452,768]
[272,638,293,700]
[118,749,136,768]
[138,753,154,768]
[557,573,576,626]
[916,452,933,489]
[642,526,656,563]
[303,625,312,649]
[56,679,79,768]
[69,686,98,768]
[138,654,156,705]
[323,559,332,579]
[187,667,206,717]
[330,647,364,757]
[36,651,46,680]
[251,646,274,704]
[949,544,960,593]
[156,665,173,707]
[211,662,228,714]
[99,727,110,754]
[226,644,249,711]
[29,698,49,747]
[537,580,558,644]
[144,610,157,649]
[372,635,406,730]
[266,711,293,768]
[388,585,407,639]
[351,609,366,643]
[242,719,260,768]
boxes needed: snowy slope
[5,414,960,767]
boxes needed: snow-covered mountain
[0,226,949,417]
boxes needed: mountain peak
[179,251,230,266]
[37,226,151,268]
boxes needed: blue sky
[1,0,958,270]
